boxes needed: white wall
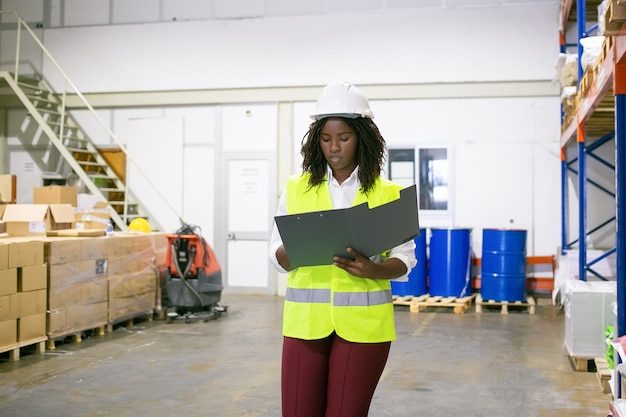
[36,5,558,93]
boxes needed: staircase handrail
[0,10,183,229]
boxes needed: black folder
[274,185,420,268]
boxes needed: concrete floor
[0,293,614,417]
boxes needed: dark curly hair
[300,117,387,194]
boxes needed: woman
[268,81,417,417]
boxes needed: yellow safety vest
[282,173,402,343]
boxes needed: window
[418,148,449,211]
[388,146,452,222]
[387,148,415,188]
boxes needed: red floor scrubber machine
[164,223,227,323]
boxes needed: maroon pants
[281,333,391,417]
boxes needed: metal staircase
[0,10,167,231]
[1,72,150,230]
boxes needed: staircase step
[16,79,41,89]
[86,172,115,179]
[47,121,77,129]
[64,138,89,145]
[97,187,124,192]
[37,108,61,115]
[78,161,106,167]
[109,199,134,203]
[67,148,95,155]
[18,85,41,92]
[26,94,56,104]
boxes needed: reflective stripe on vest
[286,288,392,306]
[334,289,392,306]
[285,287,331,303]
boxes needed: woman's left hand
[332,247,377,278]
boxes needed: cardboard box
[43,238,82,265]
[46,309,66,335]
[109,272,157,299]
[0,319,17,347]
[2,204,75,236]
[18,264,47,292]
[81,237,108,260]
[47,204,76,231]
[0,295,10,321]
[18,313,46,342]
[109,291,155,323]
[2,204,47,237]
[17,290,46,317]
[47,301,107,337]
[48,277,107,310]
[0,175,16,203]
[48,283,81,311]
[33,186,78,206]
[75,198,110,230]
[0,242,9,270]
[49,259,107,288]
[8,240,44,269]
[0,294,18,321]
[0,269,17,296]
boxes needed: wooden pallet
[392,294,429,307]
[568,355,595,372]
[47,324,107,350]
[0,336,47,361]
[107,311,154,333]
[407,294,476,314]
[604,0,626,35]
[475,294,536,314]
[595,356,612,394]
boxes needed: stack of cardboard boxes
[1,185,77,237]
[45,237,109,342]
[0,240,47,355]
[1,184,113,237]
[107,234,164,324]
[43,233,167,346]
[0,179,168,356]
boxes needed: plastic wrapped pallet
[564,278,616,358]
[45,237,108,339]
[0,239,47,349]
[106,232,167,323]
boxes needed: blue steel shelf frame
[559,0,625,343]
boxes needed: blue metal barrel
[391,228,427,296]
[481,228,527,302]
[428,228,472,297]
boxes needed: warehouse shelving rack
[559,0,626,343]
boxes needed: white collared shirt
[268,165,416,281]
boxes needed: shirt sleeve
[268,189,288,273]
[386,238,417,283]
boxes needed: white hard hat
[310,81,374,120]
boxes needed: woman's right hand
[276,245,293,271]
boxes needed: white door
[220,153,276,293]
